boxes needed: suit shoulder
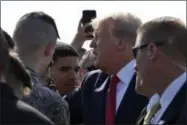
[82,69,106,86]
[85,69,109,80]
[81,70,109,92]
[22,85,69,125]
[87,69,103,77]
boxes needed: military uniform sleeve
[52,98,70,125]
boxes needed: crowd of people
[0,11,186,125]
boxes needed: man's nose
[68,69,77,80]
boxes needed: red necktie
[105,75,120,125]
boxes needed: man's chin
[135,80,152,98]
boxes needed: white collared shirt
[115,59,135,113]
[148,72,186,124]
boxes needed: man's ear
[116,38,127,52]
[147,43,159,62]
[44,42,56,57]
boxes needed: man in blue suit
[81,12,148,125]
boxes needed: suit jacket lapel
[92,75,111,124]
[160,82,186,124]
[115,74,136,122]
[104,76,111,114]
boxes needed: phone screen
[81,10,96,38]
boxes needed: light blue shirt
[116,59,135,113]
[147,72,186,124]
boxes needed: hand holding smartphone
[81,10,97,38]
[81,10,96,25]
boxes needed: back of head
[2,30,14,49]
[0,28,32,96]
[138,16,187,66]
[13,11,59,59]
[53,42,79,63]
[0,28,10,74]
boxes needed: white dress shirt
[115,59,135,113]
[147,72,186,124]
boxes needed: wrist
[74,34,85,42]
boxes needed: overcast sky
[1,1,186,50]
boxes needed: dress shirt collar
[117,59,135,84]
[160,72,186,109]
[147,72,186,111]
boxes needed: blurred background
[1,1,186,50]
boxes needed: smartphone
[81,10,96,25]
[81,10,96,38]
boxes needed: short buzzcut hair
[53,42,79,63]
[137,16,187,64]
[13,11,59,57]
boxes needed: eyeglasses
[132,41,165,58]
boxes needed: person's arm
[62,72,94,125]
[17,100,55,125]
[70,20,93,58]
[52,98,70,125]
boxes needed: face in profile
[90,20,117,71]
[133,33,155,95]
[51,56,80,94]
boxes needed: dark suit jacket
[176,97,187,124]
[81,70,148,124]
[63,88,83,124]
[0,83,54,125]
[62,70,109,124]
[136,81,187,125]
